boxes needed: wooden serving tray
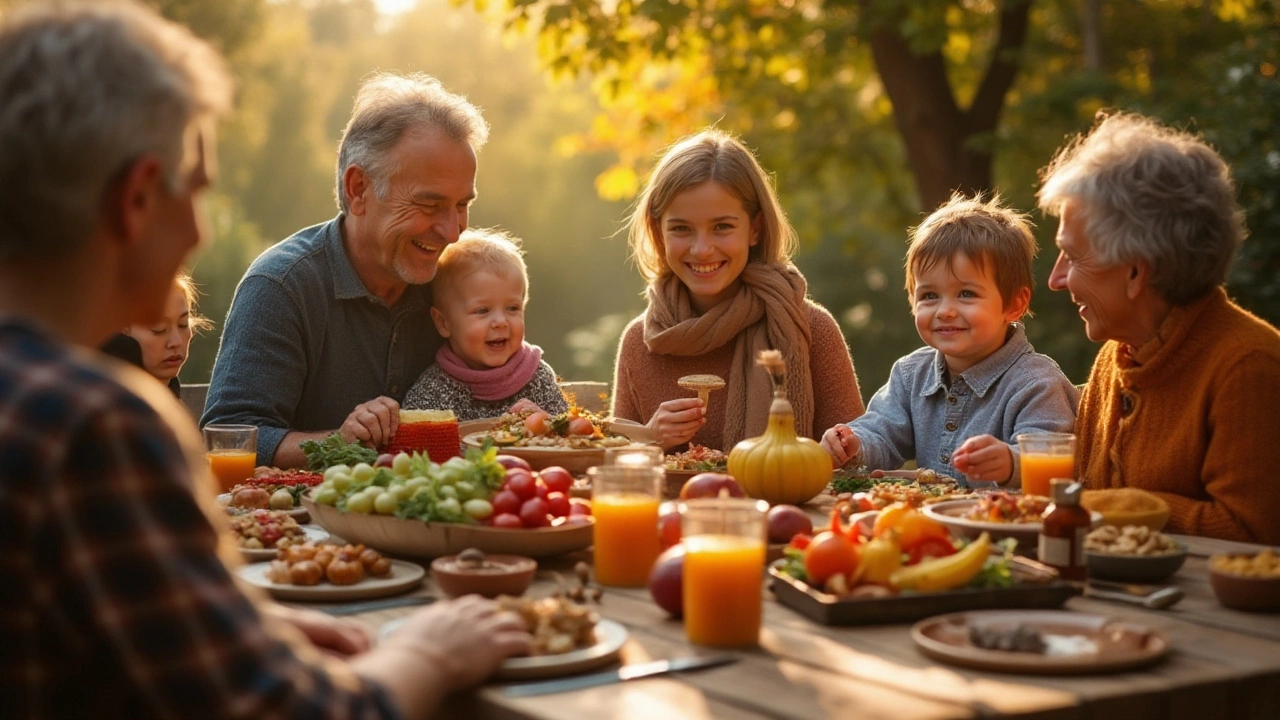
[768,556,1081,626]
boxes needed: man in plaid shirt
[0,3,530,718]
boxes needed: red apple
[648,545,685,617]
[539,466,574,495]
[495,455,532,472]
[678,472,745,501]
[766,504,814,544]
[658,501,681,550]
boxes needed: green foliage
[300,432,379,471]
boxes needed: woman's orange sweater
[1076,288,1280,543]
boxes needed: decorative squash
[727,350,832,506]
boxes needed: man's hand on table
[380,595,533,688]
[341,396,400,449]
[265,604,373,657]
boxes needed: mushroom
[677,374,726,408]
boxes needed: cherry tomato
[906,536,958,564]
[539,466,574,495]
[545,491,571,518]
[519,497,551,528]
[491,489,521,517]
[568,498,593,516]
[524,411,550,436]
[534,480,550,501]
[491,513,523,529]
[566,417,595,436]
[504,470,537,501]
[803,530,861,586]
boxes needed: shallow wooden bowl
[303,496,594,559]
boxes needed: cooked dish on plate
[480,408,632,449]
[963,491,1050,523]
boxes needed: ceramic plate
[379,617,627,680]
[238,525,331,563]
[237,559,425,601]
[460,418,657,475]
[1086,542,1188,583]
[303,496,594,559]
[219,494,310,523]
[911,609,1169,674]
[923,499,1102,554]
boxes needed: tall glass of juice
[1017,432,1076,498]
[680,496,769,648]
[203,424,258,493]
[589,464,663,587]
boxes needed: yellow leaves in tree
[595,165,639,201]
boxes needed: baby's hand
[951,435,1013,484]
[507,398,543,415]
[820,424,861,468]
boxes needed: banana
[889,532,991,593]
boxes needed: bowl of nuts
[1084,525,1187,582]
[430,548,537,599]
[1209,549,1280,612]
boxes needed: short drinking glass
[680,496,769,648]
[589,464,663,587]
[1017,432,1076,498]
[204,424,258,493]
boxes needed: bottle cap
[1050,478,1082,504]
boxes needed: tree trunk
[1081,0,1105,71]
[864,0,1033,211]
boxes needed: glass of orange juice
[1017,432,1076,498]
[680,496,769,648]
[589,464,663,587]
[603,445,663,468]
[203,424,258,493]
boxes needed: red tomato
[566,417,595,436]
[491,489,521,517]
[504,470,537,501]
[539,466,573,495]
[491,513,523,529]
[534,480,550,501]
[906,536,958,564]
[787,533,812,551]
[545,491,571,518]
[568,498,593,516]
[524,411,550,436]
[519,497,551,528]
[803,531,861,586]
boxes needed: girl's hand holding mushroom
[647,397,706,449]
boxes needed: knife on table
[1085,581,1184,610]
[501,655,738,698]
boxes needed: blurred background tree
[30,0,1264,402]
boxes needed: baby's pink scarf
[435,342,544,401]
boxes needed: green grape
[386,485,410,503]
[439,485,459,501]
[405,476,429,492]
[351,463,376,483]
[313,487,339,506]
[392,452,412,476]
[330,473,353,492]
[455,481,477,500]
[323,464,351,482]
[463,498,493,521]
[373,492,398,515]
[346,493,374,514]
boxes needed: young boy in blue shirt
[821,194,1078,488]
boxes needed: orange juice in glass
[680,497,768,648]
[589,465,663,587]
[1017,432,1076,498]
[203,424,258,493]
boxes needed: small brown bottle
[1038,479,1090,582]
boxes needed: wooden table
[295,533,1280,720]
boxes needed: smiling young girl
[401,229,568,420]
[610,129,864,451]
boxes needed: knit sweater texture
[1075,287,1280,543]
[611,301,864,450]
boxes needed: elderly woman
[1038,112,1280,544]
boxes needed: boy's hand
[820,424,861,468]
[647,397,705,449]
[951,435,1013,484]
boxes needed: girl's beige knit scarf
[642,261,814,450]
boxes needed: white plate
[923,499,1102,553]
[379,617,628,680]
[237,559,425,601]
[237,525,331,562]
[219,493,310,522]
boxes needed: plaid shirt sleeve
[28,368,403,719]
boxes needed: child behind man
[821,194,1078,488]
[402,229,569,420]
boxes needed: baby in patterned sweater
[401,229,568,420]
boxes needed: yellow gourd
[727,350,832,506]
